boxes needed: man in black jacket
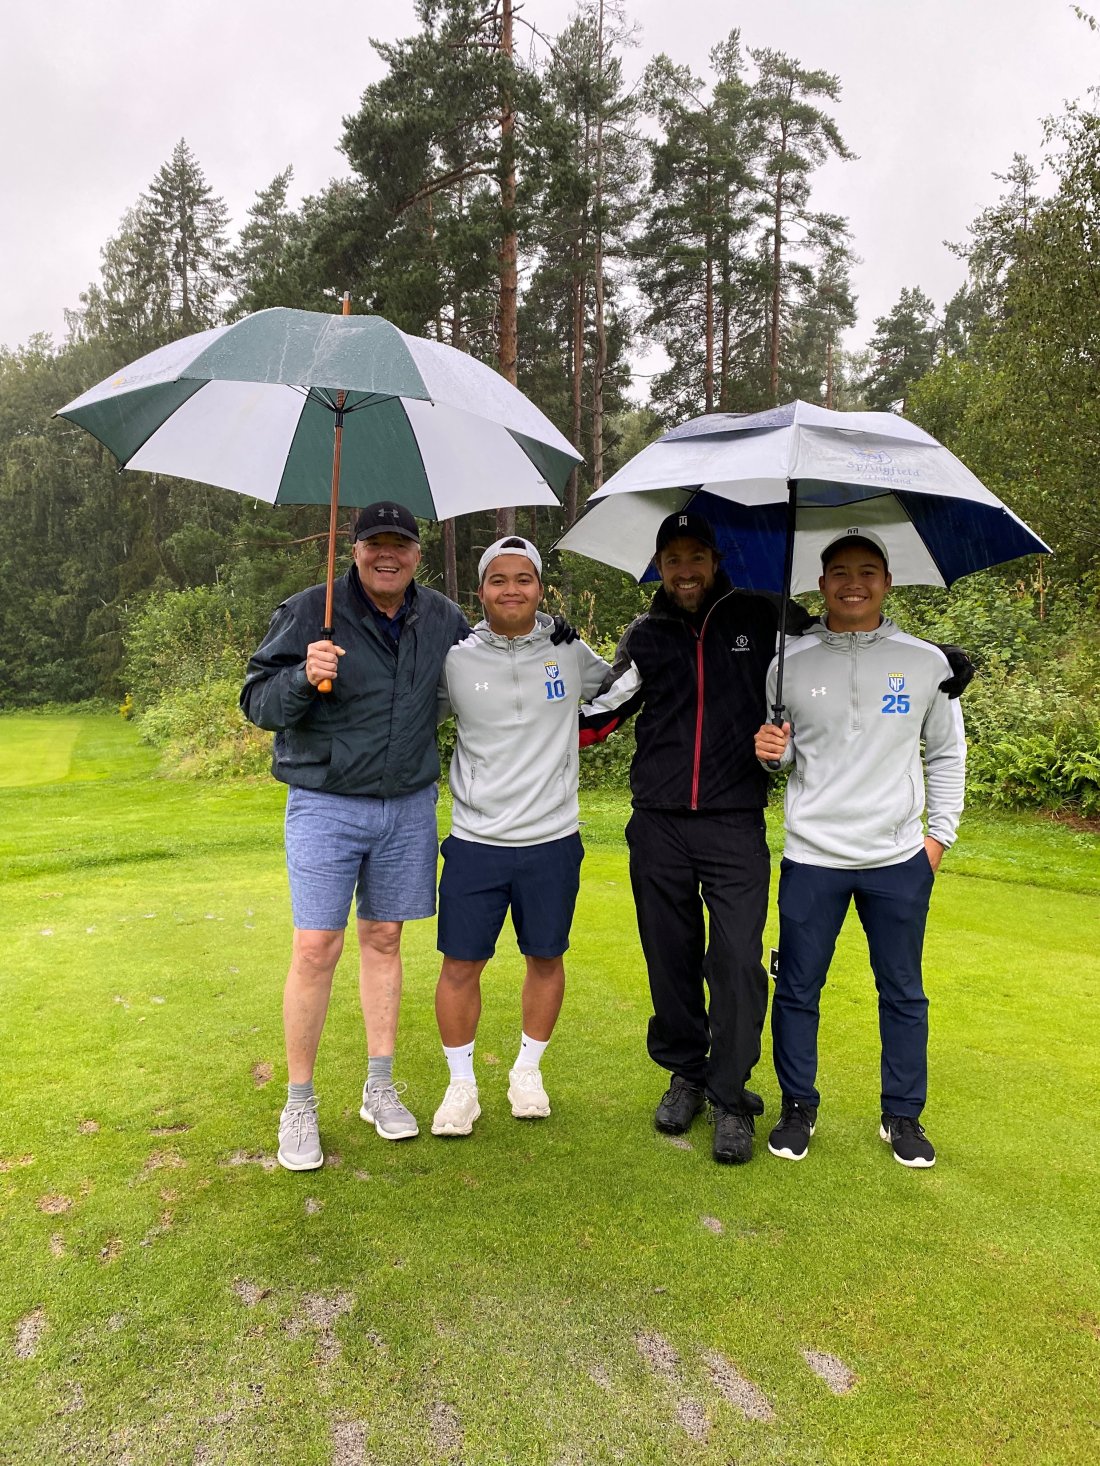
[241,502,469,1171]
[581,511,815,1164]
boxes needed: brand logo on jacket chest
[544,662,565,700]
[731,634,750,653]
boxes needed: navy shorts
[437,833,584,960]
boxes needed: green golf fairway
[1,713,1097,1465]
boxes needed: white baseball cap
[478,536,543,582]
[820,527,890,569]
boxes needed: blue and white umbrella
[558,399,1047,592]
[556,398,1049,723]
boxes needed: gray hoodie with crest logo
[438,612,610,847]
[764,617,966,870]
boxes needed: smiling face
[478,553,541,637]
[656,536,718,614]
[353,531,421,612]
[819,544,892,632]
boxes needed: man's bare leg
[357,918,404,1055]
[278,927,343,1171]
[520,955,566,1042]
[508,954,566,1119]
[431,957,489,1137]
[357,919,418,1139]
[435,957,488,1046]
[284,928,344,1083]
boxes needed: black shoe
[880,1113,936,1168]
[768,1099,818,1161]
[654,1075,705,1135]
[712,1107,754,1164]
[744,1088,765,1117]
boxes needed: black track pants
[626,808,771,1114]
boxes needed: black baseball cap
[353,501,420,543]
[654,509,719,556]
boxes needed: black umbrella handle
[765,479,799,771]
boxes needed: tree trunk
[769,170,783,402]
[496,0,518,536]
[719,186,731,411]
[704,247,715,413]
[591,0,607,493]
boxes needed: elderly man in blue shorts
[241,502,469,1170]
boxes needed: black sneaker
[880,1113,936,1168]
[767,1099,818,1161]
[654,1075,705,1135]
[712,1107,754,1164]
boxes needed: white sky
[1,0,1096,359]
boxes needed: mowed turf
[1,713,1098,1465]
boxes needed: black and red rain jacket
[579,572,814,813]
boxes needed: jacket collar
[810,614,898,648]
[348,564,419,621]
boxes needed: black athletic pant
[625,807,771,1115]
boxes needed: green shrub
[123,584,266,714]
[137,677,271,779]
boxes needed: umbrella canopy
[556,399,1049,592]
[57,307,581,516]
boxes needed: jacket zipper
[689,594,728,810]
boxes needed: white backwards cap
[478,536,543,582]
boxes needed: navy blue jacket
[241,567,469,798]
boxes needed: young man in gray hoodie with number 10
[429,536,611,1138]
[754,528,966,1170]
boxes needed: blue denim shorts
[436,833,584,960]
[284,783,439,930]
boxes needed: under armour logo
[376,506,399,520]
[475,682,489,691]
[811,686,827,697]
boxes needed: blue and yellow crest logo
[544,662,559,680]
[888,673,905,693]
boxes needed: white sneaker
[508,1066,551,1119]
[431,1080,481,1137]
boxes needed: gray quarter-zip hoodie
[439,612,611,846]
[764,617,966,869]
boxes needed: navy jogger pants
[772,850,935,1117]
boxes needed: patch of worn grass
[1,712,1098,1464]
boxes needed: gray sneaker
[277,1099,323,1171]
[360,1081,419,1140]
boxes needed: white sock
[443,1041,476,1085]
[515,1032,549,1071]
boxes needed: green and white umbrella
[57,304,580,676]
[57,306,580,515]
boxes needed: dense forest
[1,1,1097,812]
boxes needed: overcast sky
[2,0,1096,362]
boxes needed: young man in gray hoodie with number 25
[755,529,966,1170]
[429,537,611,1138]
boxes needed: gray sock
[287,1080,315,1107]
[367,1055,393,1091]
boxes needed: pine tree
[748,49,854,403]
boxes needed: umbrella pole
[318,293,352,695]
[766,478,798,768]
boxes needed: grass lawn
[1,712,1097,1465]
